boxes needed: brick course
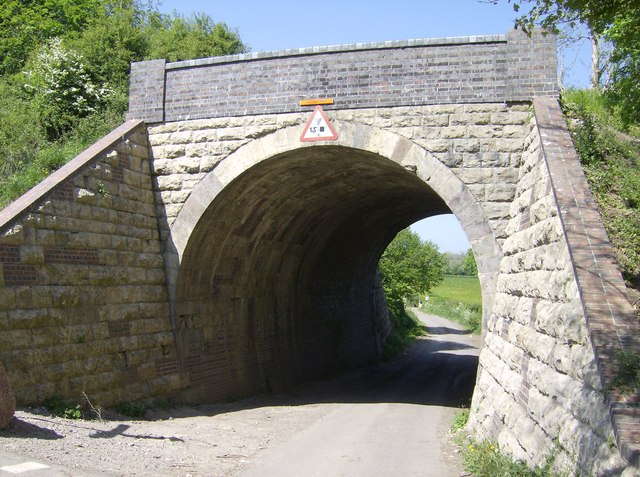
[128,30,557,124]
[0,28,636,475]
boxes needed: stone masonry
[0,29,638,475]
[469,107,625,474]
[0,122,178,407]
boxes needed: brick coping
[164,33,507,70]
[0,120,144,232]
[534,97,640,467]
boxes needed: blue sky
[159,0,591,253]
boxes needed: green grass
[451,410,561,477]
[422,275,482,334]
[561,89,640,289]
[429,275,482,307]
[382,305,426,360]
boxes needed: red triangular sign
[300,106,338,142]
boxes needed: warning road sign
[300,106,338,142]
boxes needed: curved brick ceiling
[175,146,450,401]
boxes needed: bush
[22,38,113,140]
[42,396,84,420]
[561,89,640,287]
[381,297,426,360]
[422,296,482,334]
[613,350,640,392]
[0,107,121,208]
[452,410,559,477]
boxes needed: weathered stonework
[0,30,637,475]
[0,122,178,407]
[0,362,15,429]
[468,115,629,475]
[147,103,530,248]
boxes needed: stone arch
[166,120,501,401]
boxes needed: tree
[23,38,113,140]
[462,248,478,276]
[0,0,248,206]
[145,13,245,63]
[379,228,446,307]
[0,0,102,75]
[492,0,639,125]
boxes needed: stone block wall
[148,103,531,249]
[468,104,635,474]
[143,102,533,405]
[0,122,179,407]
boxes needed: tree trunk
[591,33,600,88]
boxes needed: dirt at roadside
[1,397,329,477]
[1,314,474,477]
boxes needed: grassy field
[421,275,483,334]
[428,275,482,307]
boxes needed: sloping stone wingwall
[0,122,179,407]
[469,99,640,474]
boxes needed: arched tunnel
[174,145,454,403]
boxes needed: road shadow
[145,330,480,421]
[426,326,471,336]
[0,416,63,440]
[89,423,184,442]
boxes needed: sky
[158,0,592,253]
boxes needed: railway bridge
[0,29,638,474]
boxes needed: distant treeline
[444,249,477,276]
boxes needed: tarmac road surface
[238,309,480,477]
[0,310,479,476]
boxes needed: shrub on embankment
[0,0,246,208]
[561,89,640,297]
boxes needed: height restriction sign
[300,106,338,142]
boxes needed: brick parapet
[128,30,557,124]
[127,60,166,123]
[534,97,640,467]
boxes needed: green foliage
[22,38,113,140]
[606,11,640,126]
[613,350,640,392]
[461,439,559,477]
[451,408,470,433]
[67,2,150,92]
[0,108,121,208]
[561,89,640,286]
[445,248,478,276]
[381,307,426,360]
[146,13,245,63]
[423,297,482,334]
[451,409,560,477]
[379,228,446,306]
[115,401,149,418]
[43,396,84,420]
[430,275,482,307]
[0,0,102,75]
[422,275,482,333]
[0,78,45,175]
[444,252,465,275]
[495,0,640,126]
[462,248,478,276]
[0,0,246,208]
[68,3,246,92]
[378,230,445,358]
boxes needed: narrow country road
[0,311,480,476]
[238,310,481,477]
